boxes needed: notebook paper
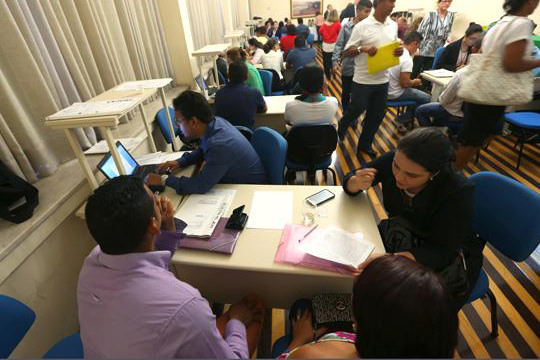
[246,191,293,229]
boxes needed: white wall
[249,0,354,22]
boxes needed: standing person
[436,22,483,71]
[226,48,265,95]
[315,11,324,42]
[340,1,358,22]
[332,0,373,113]
[413,0,455,79]
[280,25,297,58]
[324,4,334,20]
[337,0,402,157]
[387,31,431,129]
[320,9,342,80]
[455,0,540,169]
[296,18,310,38]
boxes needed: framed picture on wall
[290,0,323,18]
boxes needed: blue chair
[432,47,445,69]
[218,70,227,85]
[235,125,254,141]
[0,295,36,358]
[251,127,287,184]
[257,69,273,96]
[155,106,179,145]
[43,332,84,358]
[503,112,540,169]
[306,33,315,46]
[195,75,217,96]
[285,124,338,185]
[466,172,540,338]
[386,100,418,129]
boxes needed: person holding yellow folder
[337,0,403,158]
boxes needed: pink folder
[274,224,355,275]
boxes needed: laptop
[97,141,158,180]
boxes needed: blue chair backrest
[306,33,315,45]
[257,69,273,96]
[432,47,445,69]
[251,127,287,184]
[0,295,36,358]
[155,106,178,144]
[218,70,227,85]
[43,333,84,359]
[469,172,540,261]
[195,75,208,91]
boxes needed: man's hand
[361,46,378,57]
[157,161,180,174]
[412,78,422,87]
[344,47,361,58]
[229,302,253,326]
[394,46,404,57]
[157,195,175,231]
[145,173,163,187]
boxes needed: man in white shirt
[337,0,402,157]
[415,66,468,128]
[387,31,431,128]
[284,65,339,127]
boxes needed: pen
[299,224,318,243]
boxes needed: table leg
[198,58,209,100]
[138,103,157,153]
[257,308,272,358]
[64,129,98,190]
[158,88,180,151]
[213,55,219,87]
[102,127,127,175]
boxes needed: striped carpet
[269,45,540,359]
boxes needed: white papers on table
[47,98,140,120]
[246,191,293,230]
[423,69,455,78]
[175,189,236,238]
[300,227,374,267]
[113,78,172,91]
[84,137,144,155]
[134,151,185,166]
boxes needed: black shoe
[357,146,377,158]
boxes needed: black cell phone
[306,189,335,207]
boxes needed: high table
[171,184,384,309]
[224,30,245,47]
[44,79,177,190]
[255,95,297,133]
[420,71,453,102]
[192,44,230,99]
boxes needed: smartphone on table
[305,189,335,207]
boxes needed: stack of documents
[174,189,236,238]
[84,137,144,155]
[113,78,172,92]
[134,152,185,166]
[47,98,140,120]
[423,69,455,78]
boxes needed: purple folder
[177,217,240,254]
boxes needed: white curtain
[0,0,174,182]
[186,0,226,51]
[231,0,242,30]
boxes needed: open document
[134,152,186,166]
[175,189,236,238]
[299,227,374,268]
[367,41,400,74]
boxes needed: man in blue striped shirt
[146,91,267,194]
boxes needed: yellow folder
[367,41,401,74]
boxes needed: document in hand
[367,41,401,74]
[174,189,236,238]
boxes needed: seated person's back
[280,25,298,56]
[78,176,261,358]
[214,61,267,129]
[287,35,317,70]
[147,91,267,194]
[284,65,338,127]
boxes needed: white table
[255,95,297,133]
[224,30,245,47]
[192,44,230,99]
[172,184,384,309]
[44,79,176,190]
[420,72,454,102]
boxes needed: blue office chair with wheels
[503,112,540,169]
[43,332,84,358]
[386,100,417,129]
[235,126,254,141]
[251,127,287,184]
[432,47,446,69]
[0,295,36,358]
[257,69,273,96]
[466,172,540,338]
[285,124,338,185]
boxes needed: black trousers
[341,75,353,113]
[459,103,506,146]
[322,51,333,80]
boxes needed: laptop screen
[97,142,138,179]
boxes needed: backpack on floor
[0,161,39,224]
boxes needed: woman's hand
[288,310,327,351]
[346,168,377,193]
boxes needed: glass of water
[301,200,318,226]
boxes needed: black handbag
[378,217,469,298]
[312,293,354,333]
[0,161,39,224]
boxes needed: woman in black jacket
[344,128,484,309]
[437,23,483,71]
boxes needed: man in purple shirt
[78,176,263,358]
